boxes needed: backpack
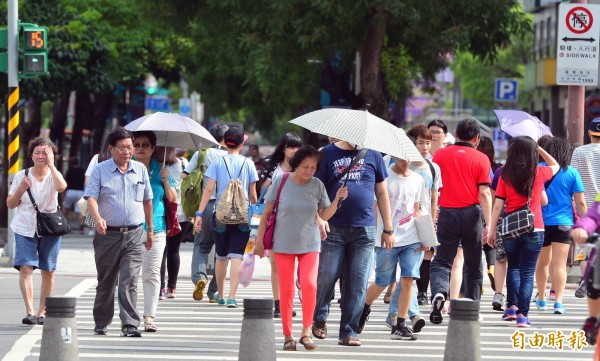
[181,149,208,218]
[215,157,249,224]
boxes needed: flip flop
[311,321,327,340]
[338,336,361,346]
[283,339,297,351]
[299,335,318,351]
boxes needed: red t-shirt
[433,143,492,208]
[495,166,553,230]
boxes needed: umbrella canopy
[494,109,552,142]
[124,112,218,150]
[289,108,423,162]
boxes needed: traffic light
[20,24,48,77]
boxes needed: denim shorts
[14,233,61,271]
[374,242,424,286]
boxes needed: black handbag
[497,180,534,239]
[25,168,71,237]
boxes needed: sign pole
[567,0,588,148]
[4,0,18,260]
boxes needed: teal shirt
[141,158,175,233]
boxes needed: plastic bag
[238,252,255,288]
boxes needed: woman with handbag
[534,137,587,315]
[132,132,177,332]
[253,146,348,351]
[7,137,67,325]
[489,136,559,327]
[259,132,302,317]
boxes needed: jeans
[430,206,483,301]
[388,280,421,318]
[191,200,217,295]
[503,231,544,317]
[313,225,375,339]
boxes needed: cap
[590,117,600,136]
[223,127,249,147]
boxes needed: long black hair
[501,136,538,196]
[542,136,571,171]
[265,132,302,167]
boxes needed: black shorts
[543,225,572,247]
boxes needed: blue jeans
[191,200,217,294]
[388,279,421,318]
[503,231,544,317]
[313,225,375,339]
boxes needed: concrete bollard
[443,298,481,361]
[40,296,79,361]
[239,298,276,361]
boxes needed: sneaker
[166,288,176,299]
[502,305,518,321]
[357,305,371,334]
[516,313,531,328]
[274,300,281,318]
[226,299,238,308]
[410,315,425,333]
[553,301,566,315]
[492,293,504,311]
[21,314,36,325]
[391,321,417,341]
[213,294,226,305]
[548,289,556,301]
[417,292,427,306]
[121,325,142,337]
[385,314,397,329]
[429,293,445,324]
[94,325,108,335]
[582,317,599,345]
[37,316,45,325]
[535,298,547,311]
[193,279,207,301]
[159,288,166,301]
[575,279,587,298]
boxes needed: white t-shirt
[85,154,99,177]
[409,161,442,216]
[377,167,424,247]
[9,169,60,237]
[185,147,228,200]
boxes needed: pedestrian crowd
[6,116,600,351]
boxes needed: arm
[574,192,588,219]
[143,199,154,249]
[87,197,107,235]
[7,175,31,209]
[319,185,348,221]
[194,178,216,232]
[430,188,438,223]
[537,146,560,175]
[540,190,548,206]
[45,146,67,192]
[479,185,492,244]
[375,181,394,250]
[160,168,177,202]
[260,178,272,194]
[571,202,600,244]
[413,201,421,218]
[249,182,258,204]
[488,197,505,247]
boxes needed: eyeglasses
[112,146,134,153]
[430,130,444,135]
[133,143,152,150]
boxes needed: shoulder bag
[498,180,534,239]
[248,185,269,228]
[263,173,289,250]
[25,168,71,237]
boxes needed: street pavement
[0,229,595,360]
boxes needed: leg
[535,245,551,303]
[449,247,464,300]
[192,201,216,285]
[459,206,483,301]
[398,277,414,319]
[494,259,507,295]
[166,225,184,289]
[270,254,280,301]
[19,266,35,316]
[92,233,123,327]
[502,237,521,310]
[160,244,168,290]
[430,208,461,301]
[38,270,55,317]
[275,253,297,337]
[226,224,250,301]
[549,242,570,304]
[142,232,167,318]
[117,228,145,327]
[215,258,228,299]
[36,234,62,318]
[297,252,319,347]
[515,232,544,317]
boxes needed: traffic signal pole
[4,0,19,260]
[567,0,587,148]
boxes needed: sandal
[299,335,318,351]
[283,339,297,351]
[338,336,361,346]
[311,321,327,339]
[144,317,157,332]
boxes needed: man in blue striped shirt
[84,127,154,337]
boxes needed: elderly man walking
[429,118,492,324]
[85,127,154,337]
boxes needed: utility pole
[567,0,588,147]
[3,0,19,260]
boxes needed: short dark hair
[133,131,157,147]
[210,123,229,143]
[249,144,259,151]
[107,127,133,147]
[28,137,59,159]
[428,119,448,134]
[288,145,321,172]
[407,124,432,141]
[455,118,480,141]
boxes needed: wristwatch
[382,229,393,235]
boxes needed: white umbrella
[125,112,219,150]
[494,109,552,142]
[289,108,422,162]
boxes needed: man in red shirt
[429,118,492,324]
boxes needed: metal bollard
[40,296,79,361]
[239,298,276,361]
[443,298,481,361]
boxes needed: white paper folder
[414,215,439,247]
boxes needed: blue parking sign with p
[495,78,518,102]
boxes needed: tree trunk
[70,92,93,160]
[91,91,113,154]
[360,5,390,120]
[50,95,70,171]
[23,99,43,161]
